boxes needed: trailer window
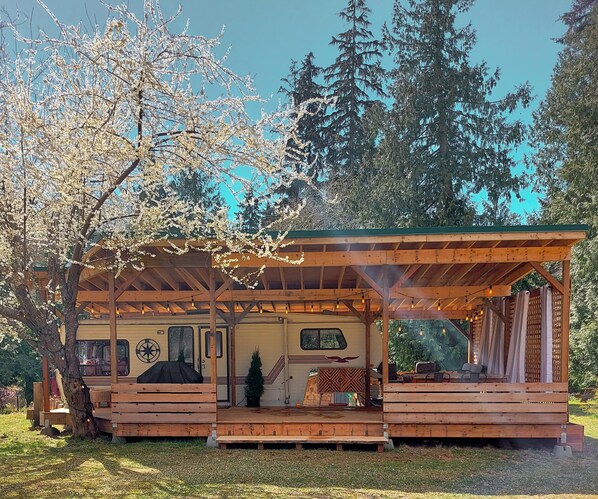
[300,328,347,350]
[205,330,223,358]
[75,340,129,376]
[168,326,194,368]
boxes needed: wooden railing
[383,382,568,425]
[111,383,217,426]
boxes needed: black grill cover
[136,361,203,383]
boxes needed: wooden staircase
[215,406,387,451]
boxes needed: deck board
[217,406,383,424]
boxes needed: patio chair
[459,363,487,383]
[425,371,451,383]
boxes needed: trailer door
[198,325,229,402]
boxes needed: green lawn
[0,403,597,498]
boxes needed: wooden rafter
[530,262,565,294]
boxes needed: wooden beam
[114,270,143,300]
[150,230,586,247]
[484,299,507,324]
[108,273,118,385]
[209,268,217,389]
[176,268,209,295]
[77,285,510,304]
[217,247,571,268]
[337,266,346,289]
[561,260,571,383]
[342,301,365,323]
[382,268,390,386]
[351,266,384,297]
[42,356,50,413]
[216,277,234,298]
[530,262,565,294]
[392,264,422,290]
[449,319,471,340]
[365,300,371,407]
[226,304,237,407]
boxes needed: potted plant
[245,349,264,407]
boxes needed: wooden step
[216,435,388,452]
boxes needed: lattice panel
[525,292,542,383]
[318,367,365,394]
[552,291,563,382]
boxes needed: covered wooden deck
[40,379,584,451]
[35,225,587,449]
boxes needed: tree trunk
[40,322,99,439]
[61,359,99,439]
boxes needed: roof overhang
[67,224,586,320]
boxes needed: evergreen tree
[531,0,598,390]
[279,53,328,208]
[356,0,531,228]
[170,167,223,214]
[324,0,385,178]
[237,186,265,233]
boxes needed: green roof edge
[276,224,589,239]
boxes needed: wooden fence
[384,382,568,426]
[111,383,216,437]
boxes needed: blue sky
[5,0,571,220]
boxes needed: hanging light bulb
[141,303,145,315]
[167,302,171,313]
[236,302,241,312]
[285,303,289,314]
[465,312,469,322]
[336,298,340,310]
[259,303,263,314]
[437,300,441,311]
[442,326,446,335]
[311,302,314,313]
[398,325,402,333]
[191,296,196,309]
[488,285,493,296]
[419,328,424,336]
[411,298,415,309]
[116,305,120,316]
[90,303,95,316]
[480,308,484,316]
[361,292,365,304]
[465,295,468,304]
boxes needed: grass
[0,403,597,498]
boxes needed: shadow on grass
[1,412,597,497]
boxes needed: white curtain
[540,285,553,382]
[477,299,505,375]
[506,291,530,383]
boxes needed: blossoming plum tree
[0,1,312,438]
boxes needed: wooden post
[32,381,43,427]
[229,304,237,406]
[42,356,50,412]
[108,273,118,385]
[209,268,217,388]
[561,259,571,383]
[382,268,390,387]
[364,299,371,407]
